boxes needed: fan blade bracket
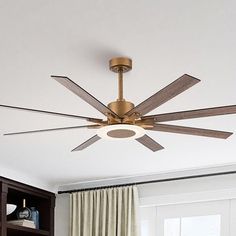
[87,125,100,129]
[106,112,122,124]
[125,112,141,120]
[87,121,107,128]
[138,124,154,129]
[135,119,155,128]
[87,118,103,123]
[121,112,140,124]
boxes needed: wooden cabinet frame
[0,177,55,236]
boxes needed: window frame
[140,200,231,236]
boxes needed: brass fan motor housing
[109,57,132,73]
[108,100,134,118]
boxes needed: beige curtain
[70,186,139,236]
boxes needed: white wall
[55,194,70,236]
[0,165,55,192]
[139,174,236,197]
[139,173,236,206]
[54,173,236,236]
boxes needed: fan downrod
[107,57,134,119]
[109,57,132,101]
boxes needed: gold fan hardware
[108,101,134,118]
[108,57,135,121]
[1,56,236,152]
[109,57,132,73]
[109,57,132,102]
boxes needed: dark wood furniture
[0,177,55,236]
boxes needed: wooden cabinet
[0,177,55,236]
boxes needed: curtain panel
[70,186,139,236]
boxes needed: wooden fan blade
[146,124,233,139]
[141,105,236,122]
[0,104,102,123]
[72,135,101,151]
[136,134,164,152]
[4,125,100,136]
[125,74,200,117]
[51,75,119,118]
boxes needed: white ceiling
[0,0,236,191]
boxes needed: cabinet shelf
[0,176,55,236]
[7,223,49,236]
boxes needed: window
[164,215,221,236]
[140,200,230,236]
[140,207,156,236]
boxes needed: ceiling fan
[1,57,236,152]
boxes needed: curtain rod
[58,170,236,194]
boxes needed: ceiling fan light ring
[97,124,145,140]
